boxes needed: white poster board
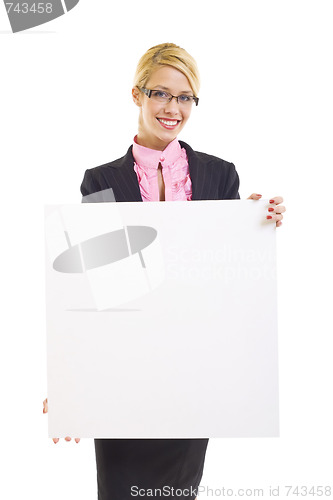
[45,200,279,438]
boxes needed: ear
[132,87,142,107]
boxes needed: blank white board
[45,200,279,438]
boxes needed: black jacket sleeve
[220,162,240,200]
[80,169,100,197]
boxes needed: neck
[136,132,173,151]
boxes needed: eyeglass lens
[151,90,195,105]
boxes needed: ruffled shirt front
[132,136,192,202]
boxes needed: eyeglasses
[139,87,199,106]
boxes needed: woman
[44,42,285,499]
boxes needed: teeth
[158,119,178,126]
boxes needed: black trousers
[94,438,209,500]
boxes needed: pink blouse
[132,136,193,201]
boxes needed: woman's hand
[43,398,80,444]
[247,193,286,227]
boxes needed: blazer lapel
[112,146,143,202]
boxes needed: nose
[164,96,180,114]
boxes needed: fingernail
[268,208,274,212]
[269,199,275,203]
[267,216,272,219]
[256,194,262,196]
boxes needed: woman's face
[132,65,194,150]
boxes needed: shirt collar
[132,135,183,169]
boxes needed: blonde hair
[133,43,200,96]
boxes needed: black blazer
[80,140,240,202]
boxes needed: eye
[178,95,192,102]
[152,90,169,98]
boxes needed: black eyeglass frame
[138,87,199,106]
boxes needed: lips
[157,118,181,130]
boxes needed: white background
[0,1,332,499]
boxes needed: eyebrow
[154,85,193,94]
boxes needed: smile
[157,118,180,129]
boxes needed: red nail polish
[268,208,274,212]
[269,199,274,203]
[267,216,272,219]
